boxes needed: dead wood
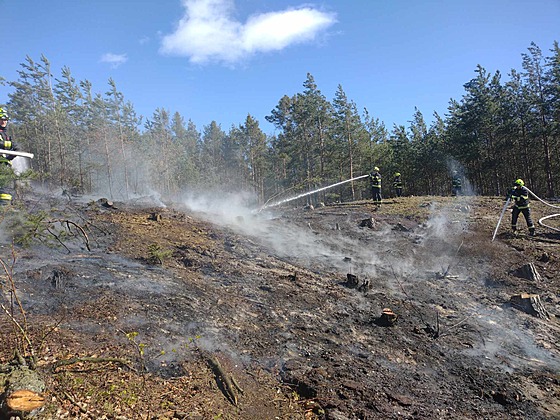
[359,217,376,228]
[97,198,116,208]
[51,356,135,372]
[0,364,46,415]
[375,308,398,327]
[509,293,550,319]
[513,263,543,282]
[203,352,239,406]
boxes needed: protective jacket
[0,128,17,165]
[452,175,462,189]
[370,171,381,188]
[508,186,530,209]
[393,176,402,189]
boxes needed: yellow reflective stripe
[4,140,11,148]
[0,193,12,200]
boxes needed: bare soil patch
[0,193,559,419]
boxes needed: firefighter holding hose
[0,107,18,205]
[369,166,382,208]
[508,179,535,236]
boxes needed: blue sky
[2,0,559,135]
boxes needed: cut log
[5,389,46,412]
[510,293,550,319]
[0,365,46,415]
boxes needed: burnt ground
[0,191,559,419]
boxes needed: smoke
[178,189,386,279]
[447,158,476,196]
[462,305,560,373]
[11,156,30,175]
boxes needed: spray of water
[10,156,30,175]
[260,174,369,211]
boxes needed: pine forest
[2,41,559,205]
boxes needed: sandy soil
[0,192,559,419]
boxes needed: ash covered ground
[0,191,559,419]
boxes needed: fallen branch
[62,391,88,414]
[51,356,135,372]
[203,351,240,406]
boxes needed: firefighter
[508,179,535,236]
[369,166,382,208]
[451,170,462,196]
[393,172,403,197]
[0,107,18,205]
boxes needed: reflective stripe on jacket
[370,172,381,188]
[510,186,530,209]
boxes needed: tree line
[1,41,559,206]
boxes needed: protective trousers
[0,164,14,205]
[511,206,535,234]
[371,187,382,206]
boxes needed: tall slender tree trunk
[117,119,130,200]
[103,127,113,199]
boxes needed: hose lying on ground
[525,187,560,233]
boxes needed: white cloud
[100,53,128,68]
[160,0,336,65]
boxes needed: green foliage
[0,164,16,187]
[4,41,560,202]
[147,243,173,265]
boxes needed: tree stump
[345,273,359,288]
[375,308,398,327]
[359,218,376,229]
[0,365,46,416]
[510,293,550,319]
[513,263,542,282]
[97,198,115,208]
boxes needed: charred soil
[0,193,559,419]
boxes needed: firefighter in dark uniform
[508,178,535,236]
[451,170,462,196]
[0,108,18,205]
[369,166,382,208]
[393,172,403,197]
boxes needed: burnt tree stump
[510,293,550,319]
[345,273,359,288]
[375,308,398,327]
[359,218,376,229]
[97,198,115,208]
[513,263,543,282]
[148,212,162,222]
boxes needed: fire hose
[525,187,560,233]
[492,197,510,241]
[0,148,34,159]
[492,187,560,239]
